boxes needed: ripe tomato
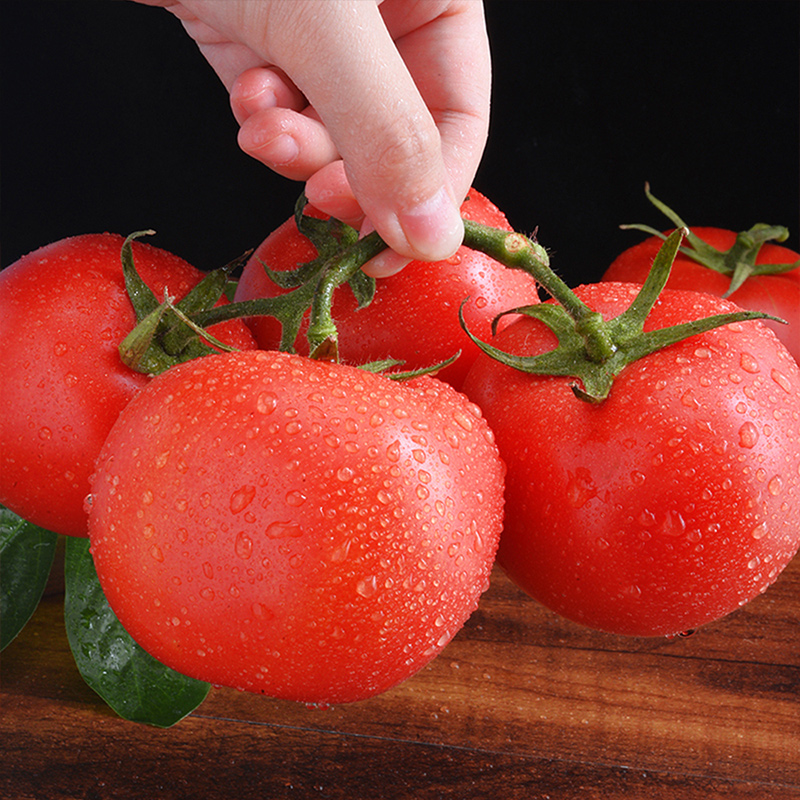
[0,233,256,537]
[233,190,540,389]
[87,350,505,703]
[462,283,800,637]
[603,228,800,362]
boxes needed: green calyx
[118,231,248,375]
[458,225,783,403]
[621,183,800,296]
[117,199,452,378]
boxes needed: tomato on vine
[460,226,800,636]
[234,189,541,389]
[88,349,505,704]
[0,233,256,537]
[603,185,800,362]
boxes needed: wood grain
[2,558,798,800]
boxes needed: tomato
[603,228,800,362]
[87,349,505,703]
[0,233,256,537]
[462,282,800,637]
[234,190,540,389]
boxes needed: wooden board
[2,557,798,800]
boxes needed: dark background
[2,1,798,286]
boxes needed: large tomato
[462,283,800,637]
[603,228,800,362]
[87,350,505,704]
[0,233,256,537]
[234,190,540,389]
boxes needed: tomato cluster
[1,189,799,723]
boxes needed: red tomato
[87,350,505,703]
[603,228,800,362]
[234,190,540,389]
[0,233,256,537]
[463,283,800,637]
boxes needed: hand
[131,0,491,276]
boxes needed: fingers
[304,161,364,227]
[231,66,340,181]
[230,66,305,125]
[236,107,340,182]
[152,0,491,267]
[256,1,467,263]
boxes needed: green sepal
[0,506,59,651]
[64,537,210,727]
[621,183,800,296]
[120,230,160,321]
[358,351,462,381]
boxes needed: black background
[2,1,798,286]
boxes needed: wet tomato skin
[0,233,256,536]
[462,283,800,636]
[234,189,540,390]
[88,350,505,704]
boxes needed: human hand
[131,0,491,276]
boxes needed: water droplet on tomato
[285,490,306,507]
[336,466,355,482]
[767,475,784,496]
[142,489,154,506]
[265,520,302,539]
[680,389,699,409]
[566,468,597,509]
[38,427,52,440]
[234,531,253,559]
[475,296,488,309]
[740,353,760,373]
[751,522,768,540]
[356,575,378,598]
[230,485,256,513]
[329,539,351,564]
[150,545,164,562]
[256,391,278,414]
[53,341,68,356]
[452,408,475,432]
[738,421,759,448]
[770,369,792,393]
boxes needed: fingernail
[398,186,464,261]
[362,250,412,278]
[255,133,299,165]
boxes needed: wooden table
[2,554,798,800]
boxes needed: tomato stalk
[621,183,800,295]
[458,225,784,402]
[118,197,782,399]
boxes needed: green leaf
[64,537,210,727]
[0,506,59,650]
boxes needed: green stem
[462,219,616,361]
